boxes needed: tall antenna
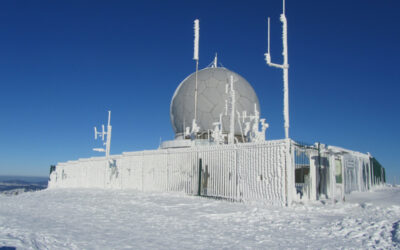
[226,75,236,144]
[93,110,112,157]
[264,0,290,139]
[193,19,200,123]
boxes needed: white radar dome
[170,67,260,139]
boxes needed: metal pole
[265,0,290,139]
[198,158,202,196]
[193,19,200,124]
[194,60,199,121]
[106,111,112,158]
[282,12,289,139]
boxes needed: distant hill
[0,175,48,183]
[0,176,48,195]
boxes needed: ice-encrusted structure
[47,62,381,205]
[49,139,379,205]
[50,140,288,206]
[48,65,380,206]
[291,143,376,202]
[48,6,385,205]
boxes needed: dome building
[170,66,260,141]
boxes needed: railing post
[198,158,202,196]
[309,152,318,201]
[286,139,294,206]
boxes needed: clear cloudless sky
[0,0,399,180]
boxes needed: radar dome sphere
[170,67,260,138]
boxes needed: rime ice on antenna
[265,0,290,139]
[187,19,201,139]
[193,19,200,124]
[226,75,236,144]
[212,53,218,68]
[93,111,112,157]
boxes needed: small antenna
[213,53,218,68]
[93,110,112,157]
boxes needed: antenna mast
[193,19,200,123]
[265,0,290,139]
[93,110,112,157]
[226,75,236,144]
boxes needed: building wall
[342,153,371,193]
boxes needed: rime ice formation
[50,140,288,206]
[265,6,289,139]
[48,139,381,206]
[193,19,199,61]
[48,0,385,207]
[170,67,260,139]
[93,111,112,157]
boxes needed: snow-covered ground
[0,186,399,249]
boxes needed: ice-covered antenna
[193,19,200,123]
[226,75,236,144]
[264,0,290,139]
[93,110,112,157]
[194,19,199,61]
[213,53,218,68]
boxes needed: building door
[317,156,330,199]
[197,158,210,196]
[334,157,344,201]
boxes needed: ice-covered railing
[49,139,377,206]
[49,140,288,206]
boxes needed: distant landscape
[0,176,48,195]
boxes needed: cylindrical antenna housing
[193,19,199,61]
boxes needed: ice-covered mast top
[93,111,112,157]
[265,0,290,139]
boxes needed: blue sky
[0,0,399,180]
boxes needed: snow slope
[0,187,399,249]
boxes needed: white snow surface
[1,186,399,249]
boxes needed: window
[295,167,310,183]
